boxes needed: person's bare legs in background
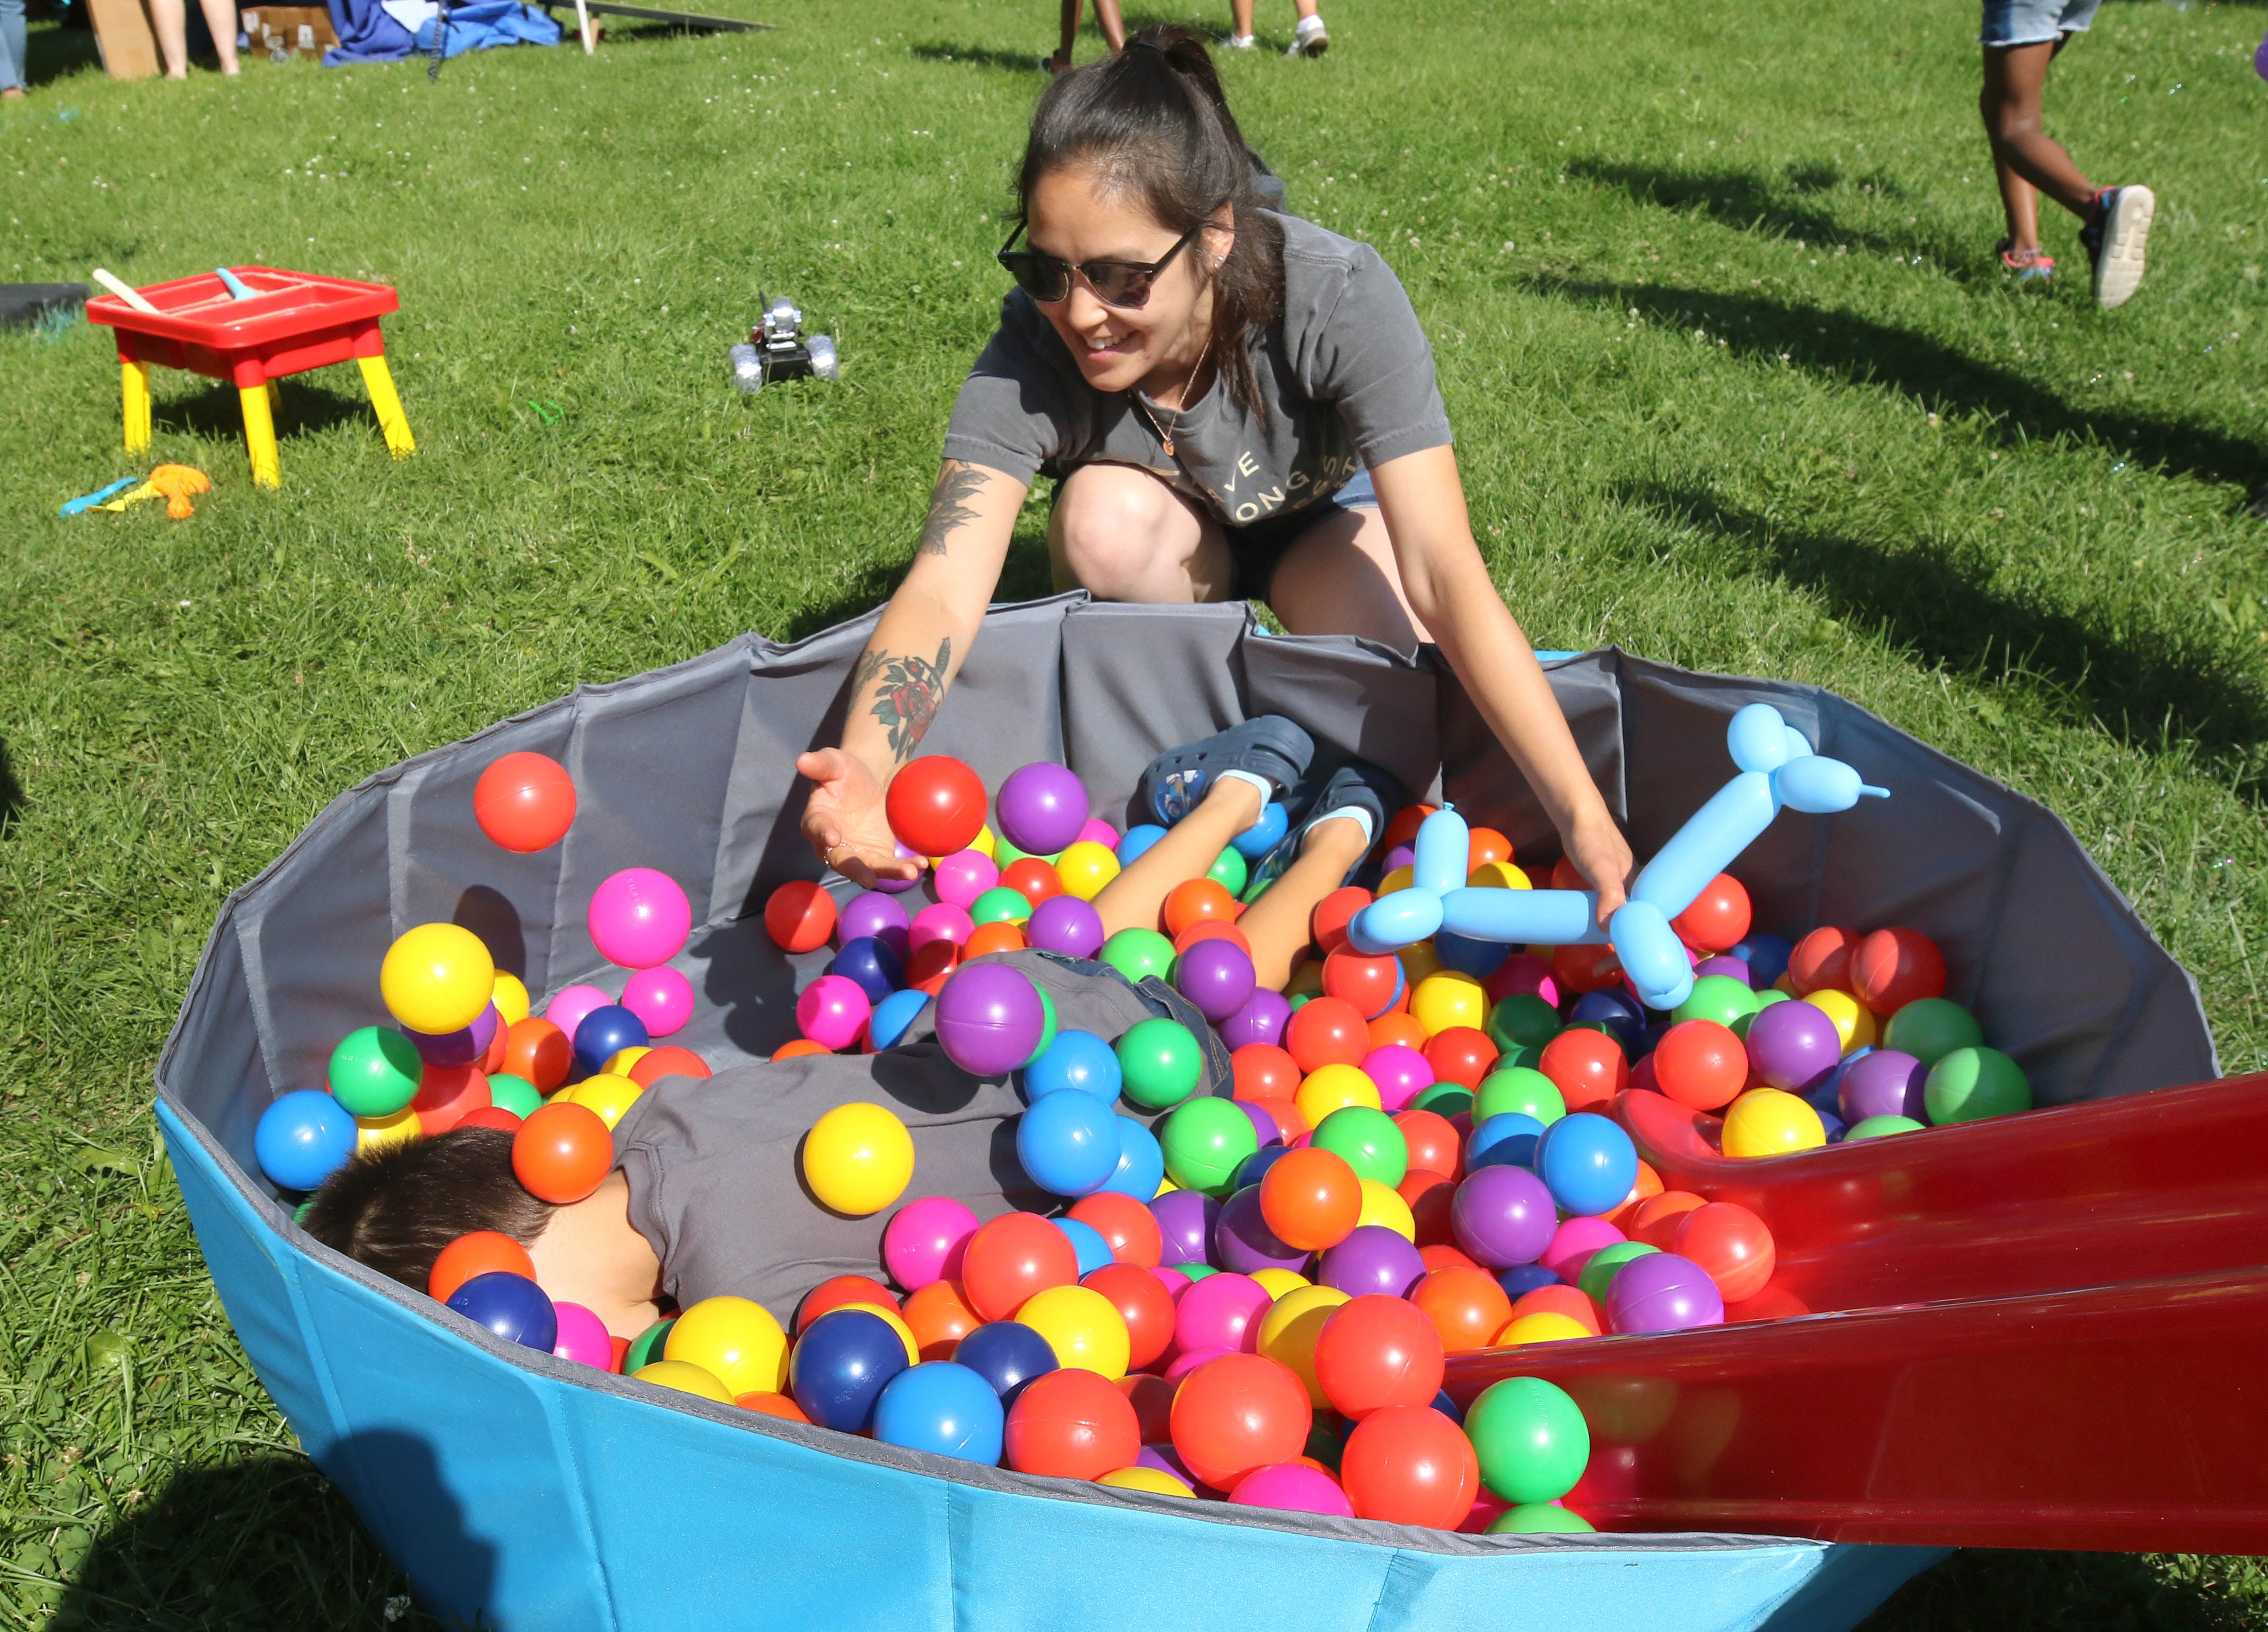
[1046,0,1123,73]
[1226,0,1326,55]
[150,0,241,77]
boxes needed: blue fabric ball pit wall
[155,593,2213,1631]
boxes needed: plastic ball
[1001,1365,1138,1479]
[1017,1091,1122,1197]
[934,962,1046,1077]
[1651,1019,1748,1111]
[1203,846,1246,898]
[1079,1264,1173,1371]
[1099,1464,1195,1497]
[1851,927,1948,1015]
[1923,1046,2031,1123]
[1627,1191,1710,1250]
[551,1301,615,1370]
[1489,1504,1594,1534]
[1393,1109,1463,1181]
[1099,1116,1166,1201]
[960,1212,1079,1321]
[959,921,1025,960]
[484,1073,541,1119]
[1743,999,1844,1095]
[764,880,838,954]
[405,1002,499,1071]
[380,923,496,1036]
[1355,1178,1416,1239]
[502,1017,572,1092]
[1450,1165,1557,1269]
[1009,897,1095,962]
[1211,1184,1308,1276]
[588,868,692,971]
[1316,1224,1427,1299]
[887,756,989,859]
[571,1004,650,1079]
[1284,996,1371,1075]
[1161,1097,1260,1198]
[967,885,1030,928]
[1012,1283,1129,1378]
[1408,972,1486,1037]
[991,762,1085,857]
[1839,1048,1928,1124]
[1294,1063,1383,1127]
[1848,1113,1925,1139]
[1216,990,1290,1054]
[1499,1312,1592,1346]
[1410,1266,1514,1354]
[883,1196,981,1291]
[1174,1270,1274,1356]
[1485,995,1558,1061]
[1258,1146,1363,1252]
[1092,929,1169,987]
[429,1230,534,1303]
[1805,987,1877,1055]
[1509,1283,1604,1334]
[1151,1189,1223,1267]
[1540,1216,1627,1285]
[1115,1017,1204,1110]
[1340,1403,1479,1529]
[1466,1377,1590,1505]
[1474,1066,1566,1128]
[802,1101,915,1214]
[1229,1461,1352,1516]
[473,752,577,852]
[903,1280,983,1360]
[666,1296,790,1395]
[839,888,913,950]
[790,1308,910,1431]
[1884,997,1984,1067]
[1250,1285,1347,1408]
[871,1361,1007,1462]
[611,967,692,1040]
[1670,872,1752,953]
[826,938,905,1008]
[866,989,932,1053]
[1672,1203,1776,1302]
[954,1319,1060,1402]
[1322,948,1404,1021]
[1160,879,1237,942]
[1360,1045,1434,1114]
[1176,938,1258,1026]
[1570,987,1645,1056]
[1721,1088,1827,1158]
[410,1062,490,1135]
[1170,1352,1312,1490]
[1466,1113,1543,1172]
[1310,1106,1408,1187]
[992,858,1060,915]
[1537,1028,1628,1113]
[513,1099,610,1207]
[633,1359,731,1402]
[324,1027,423,1120]
[446,1271,558,1351]
[1787,925,1860,994]
[1607,1250,1725,1334]
[932,849,1000,911]
[1534,1113,1639,1218]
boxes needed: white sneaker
[1224,32,1255,48]
[2082,184,2154,311]
[1287,13,1327,54]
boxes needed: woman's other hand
[797,748,922,888]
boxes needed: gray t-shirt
[607,952,1231,1325]
[941,212,1452,530]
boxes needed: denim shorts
[1981,0,2099,47]
[1225,467,1379,604]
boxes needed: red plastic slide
[1439,1077,2268,1551]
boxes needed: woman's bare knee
[1052,468,1211,600]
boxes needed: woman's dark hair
[1017,25,1286,414]
[302,1127,557,1295]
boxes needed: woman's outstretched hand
[1565,808,1636,931]
[797,748,923,888]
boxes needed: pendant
[1160,438,1175,456]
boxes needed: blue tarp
[323,0,557,64]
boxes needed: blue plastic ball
[1016,1091,1123,1196]
[828,936,906,1005]
[869,988,931,1051]
[445,1271,558,1352]
[253,1089,358,1192]
[1431,1388,1465,1425]
[1116,824,1168,867]
[1022,1029,1123,1102]
[872,1360,1007,1463]
[1434,929,1510,980]
[1229,801,1290,860]
[1534,1111,1640,1218]
[1494,1262,1560,1300]
[790,1308,911,1431]
[1569,989,1645,1053]
[1729,932,1794,990]
[953,1320,1058,1402]
[571,1003,649,1079]
[1466,1111,1545,1172]
[1097,1114,1164,1201]
[1819,1108,1848,1144]
[1052,1216,1114,1278]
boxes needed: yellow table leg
[357,355,417,458]
[239,383,282,489]
[122,359,152,455]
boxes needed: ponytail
[1014,25,1286,416]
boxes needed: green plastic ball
[1023,987,1060,1069]
[970,886,1032,927]
[1886,998,1985,1068]
[1487,1503,1595,1534]
[1207,847,1248,897]
[1475,1066,1567,1128]
[1671,975,1760,1030]
[1487,993,1561,1055]
[1410,1083,1475,1117]
[487,1072,542,1118]
[1576,1240,1660,1306]
[327,1025,425,1118]
[1846,1114,1925,1140]
[1100,927,1177,985]
[1287,992,1315,1012]
[1160,1097,1258,1197]
[1466,1375,1592,1505]
[1116,1017,1203,1109]
[991,834,1031,868]
[1175,1263,1219,1282]
[1311,1105,1409,1186]
[1303,1416,1345,1472]
[624,1316,677,1373]
[1922,1046,2030,1124]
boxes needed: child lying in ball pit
[305,718,1408,1338]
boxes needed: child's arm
[1369,444,1635,922]
[797,461,1030,886]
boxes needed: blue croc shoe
[1137,716,1314,828]
[1242,758,1406,900]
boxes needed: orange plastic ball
[1509,1283,1604,1334]
[1005,1366,1141,1480]
[473,752,577,853]
[628,1045,712,1089]
[736,1391,812,1423]
[502,1018,571,1093]
[1850,927,1948,1015]
[1421,1027,1499,1091]
[1263,1098,1311,1144]
[511,1100,612,1203]
[1368,1012,1429,1052]
[412,1063,490,1135]
[1162,878,1239,940]
[1169,1352,1313,1490]
[1418,1242,1479,1275]
[429,1230,534,1303]
[1602,1159,1664,1230]
[1259,1146,1364,1251]
[1393,1109,1462,1180]
[999,857,1065,910]
[1627,1190,1711,1250]
[1323,947,1405,1021]
[458,1106,523,1134]
[1408,1266,1514,1354]
[1652,1019,1748,1110]
[481,1024,509,1075]
[797,1274,901,1333]
[1673,1202,1777,1303]
[1082,1262,1177,1371]
[764,879,838,954]
[1313,1294,1444,1421]
[885,755,988,860]
[1231,1044,1302,1102]
[1173,919,1252,958]
[1670,872,1752,954]
[961,1211,1079,1322]
[1466,827,1513,872]
[1342,1404,1480,1528]
[964,921,1029,958]
[1312,886,1373,956]
[1537,1027,1629,1113]
[1381,805,1436,854]
[903,1279,982,1360]
[1069,1192,1164,1265]
[772,1038,830,1061]
[1284,996,1371,1075]
[1787,926,1860,996]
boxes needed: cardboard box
[241,6,339,57]
[86,0,161,81]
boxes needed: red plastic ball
[1169,1352,1313,1490]
[964,921,1028,959]
[1393,1109,1463,1181]
[960,1211,1079,1322]
[999,857,1065,910]
[1313,1294,1445,1421]
[1673,1202,1777,1303]
[1409,1266,1514,1355]
[628,1045,712,1089]
[413,1063,490,1135]
[1082,1263,1177,1371]
[1284,996,1371,1075]
[1549,856,1592,891]
[429,1230,534,1303]
[1417,1242,1479,1275]
[1670,873,1752,953]
[502,1018,571,1093]
[1068,1192,1164,1266]
[473,752,577,853]
[907,938,961,994]
[1399,1170,1457,1247]
[458,1106,523,1134]
[1421,1027,1499,1091]
[1005,1367,1141,1480]
[1231,1044,1302,1102]
[1550,942,1624,995]
[511,1101,612,1203]
[1381,805,1436,854]
[1787,926,1860,996]
[1322,947,1404,1020]
[1369,1012,1430,1052]
[1118,1372,1177,1444]
[1850,927,1947,1015]
[885,755,989,860]
[1341,1405,1480,1528]
[764,879,839,954]
[1537,1027,1629,1113]
[796,1274,900,1333]
[1651,1019,1748,1111]
[1627,1190,1710,1250]
[1312,886,1374,956]
[773,1038,829,1061]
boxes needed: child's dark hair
[302,1127,557,1294]
[1017,25,1286,415]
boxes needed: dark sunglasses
[996,219,1204,310]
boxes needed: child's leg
[1093,778,1264,939]
[1093,0,1125,51]
[1049,0,1081,67]
[1995,169,2042,257]
[1979,39,2097,226]
[1229,0,1254,42]
[1238,813,1369,991]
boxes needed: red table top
[84,268,399,351]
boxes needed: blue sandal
[1138,716,1315,828]
[1242,758,1406,900]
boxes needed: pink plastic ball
[1231,1461,1354,1517]
[908,903,976,956]
[796,974,873,1052]
[552,1301,615,1369]
[1539,1215,1628,1285]
[1163,1344,1232,1382]
[883,1196,982,1290]
[1151,1265,1194,1300]
[1361,1044,1436,1112]
[543,984,613,1045]
[1076,817,1119,849]
[932,850,1000,910]
[1173,1271,1273,1355]
[589,867,693,970]
[621,967,695,1038]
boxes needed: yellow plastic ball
[1255,1284,1351,1406]
[1722,1088,1827,1159]
[1016,1284,1130,1380]
[1055,841,1122,902]
[1805,989,1878,1055]
[561,1072,643,1131]
[1356,1178,1416,1241]
[1295,1063,1382,1126]
[1250,1268,1311,1300]
[1154,1175,1179,1196]
[1379,864,1415,896]
[633,1359,736,1404]
[379,923,496,1036]
[970,824,998,860]
[355,1106,420,1153]
[1398,939,1444,988]
[1497,1311,1593,1346]
[1467,860,1532,892]
[490,972,532,1026]
[604,1045,651,1077]
[802,1101,915,1214]
[1284,959,1325,1001]
[841,1302,922,1367]
[1098,1465,1195,1497]
[665,1296,790,1396]
[1411,971,1488,1036]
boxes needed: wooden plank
[546,1,771,32]
[86,0,162,80]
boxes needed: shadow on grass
[908,12,1233,72]
[775,520,1055,643]
[908,40,1047,73]
[1618,482,2268,791]
[1861,1547,2268,1632]
[0,737,21,837]
[1529,274,2268,493]
[28,19,105,87]
[153,376,380,449]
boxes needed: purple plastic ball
[1213,1185,1309,1275]
[1026,894,1106,959]
[1383,844,1416,874]
[1450,1164,1558,1269]
[1317,1224,1426,1298]
[1743,998,1845,1096]
[1692,955,1753,987]
[933,962,1045,1077]
[1839,1048,1929,1124]
[1605,1251,1726,1335]
[407,1003,498,1068]
[1175,938,1257,1025]
[995,763,1090,858]
[1151,1189,1222,1268]
[869,842,924,894]
[1137,1442,1197,1484]
[1236,1100,1281,1148]
[839,891,912,959]
[1217,987,1292,1051]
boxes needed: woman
[799,27,1632,915]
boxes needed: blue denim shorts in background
[1981,0,2101,47]
[1225,466,1380,604]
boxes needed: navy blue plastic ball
[1434,929,1510,980]
[1431,1388,1464,1425]
[789,1308,910,1432]
[1569,989,1645,1054]
[1494,1262,1560,1300]
[829,936,906,1005]
[1729,932,1794,990]
[571,1003,650,1079]
[446,1271,559,1351]
[953,1320,1058,1404]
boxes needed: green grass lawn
[4,0,2268,1622]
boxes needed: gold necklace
[1137,325,1212,459]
